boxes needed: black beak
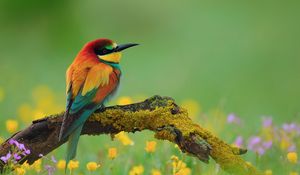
[114,43,139,52]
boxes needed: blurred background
[0,0,299,174]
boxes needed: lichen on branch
[0,95,262,175]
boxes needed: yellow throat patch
[98,52,122,63]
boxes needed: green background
[1,0,299,123]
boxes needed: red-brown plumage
[73,38,113,64]
[66,38,118,100]
[93,68,121,102]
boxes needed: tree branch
[0,95,262,175]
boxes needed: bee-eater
[59,38,138,169]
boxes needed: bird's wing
[59,63,114,140]
[65,66,74,111]
[69,64,113,113]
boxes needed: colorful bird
[58,38,138,170]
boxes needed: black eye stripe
[94,47,114,56]
[102,48,108,54]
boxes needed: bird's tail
[65,124,83,172]
[61,108,97,173]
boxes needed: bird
[58,38,138,170]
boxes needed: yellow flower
[117,96,133,105]
[175,160,187,170]
[145,141,157,153]
[32,85,64,116]
[22,161,30,170]
[287,152,298,164]
[14,167,26,175]
[181,99,201,119]
[115,131,134,146]
[171,155,179,162]
[175,168,191,175]
[290,172,299,175]
[18,104,33,123]
[68,160,79,170]
[18,86,64,123]
[6,120,18,134]
[86,162,100,172]
[32,85,54,106]
[31,159,42,172]
[108,147,117,160]
[129,165,144,175]
[265,169,272,175]
[0,87,4,102]
[151,169,162,175]
[57,160,66,170]
[32,109,46,120]
[171,156,191,175]
[280,139,291,150]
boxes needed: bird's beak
[114,43,139,52]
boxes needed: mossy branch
[0,95,262,175]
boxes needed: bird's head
[83,38,138,64]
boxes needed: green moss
[87,101,261,175]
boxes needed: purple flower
[51,155,57,163]
[282,123,300,135]
[262,116,273,128]
[8,139,31,157]
[44,165,55,175]
[248,136,261,150]
[227,113,241,125]
[247,136,272,156]
[13,153,21,161]
[9,139,31,153]
[9,139,20,148]
[8,139,15,145]
[234,136,244,147]
[256,147,265,155]
[21,148,31,156]
[288,144,296,152]
[0,152,11,163]
[283,123,292,132]
[18,143,25,150]
[262,141,272,149]
[24,149,30,155]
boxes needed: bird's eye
[101,48,108,55]
[95,47,113,56]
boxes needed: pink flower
[282,123,300,135]
[262,116,273,128]
[234,136,244,147]
[44,165,55,175]
[0,152,11,163]
[51,155,57,163]
[247,136,272,155]
[248,136,261,149]
[13,153,21,161]
[288,144,296,152]
[227,113,241,125]
[262,141,272,149]
[9,139,31,155]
